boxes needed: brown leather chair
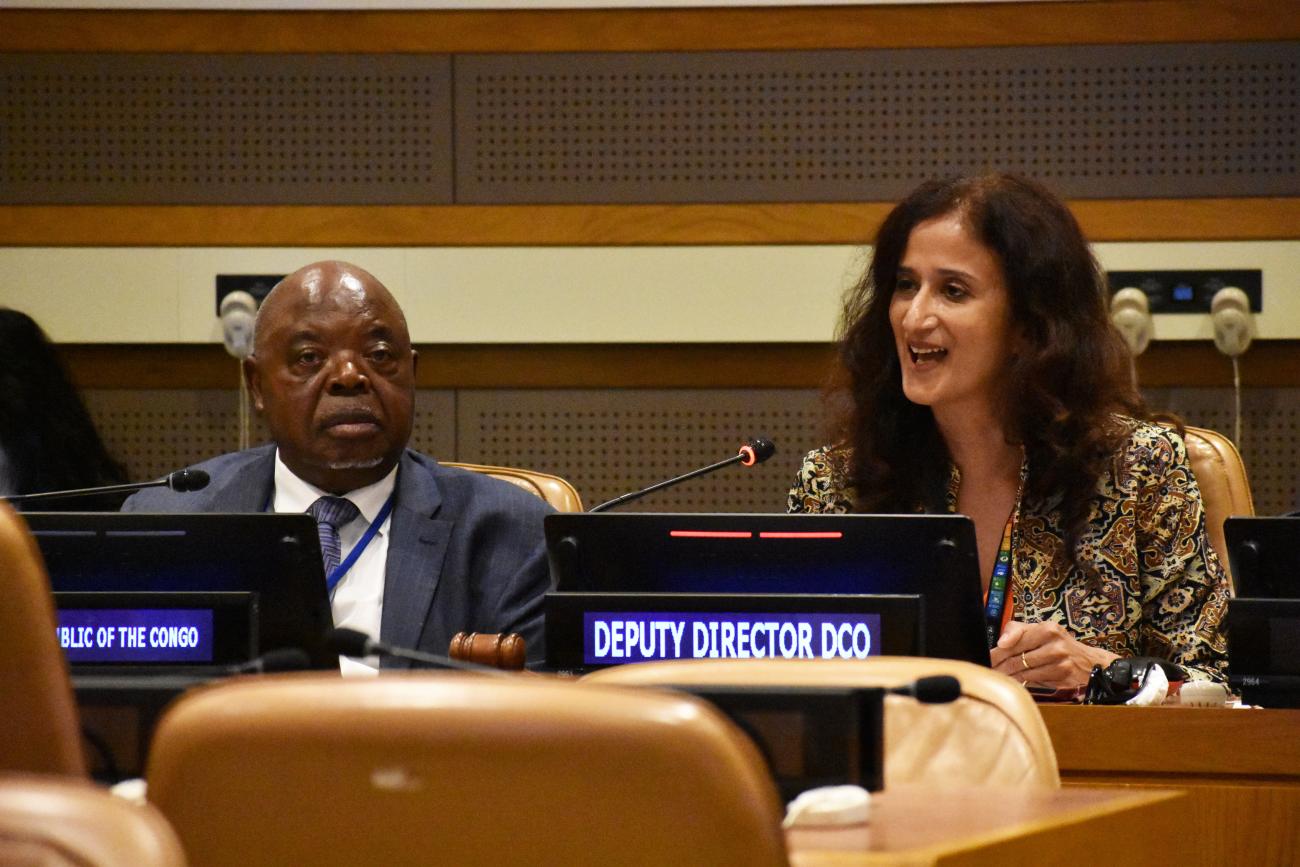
[584,657,1059,790]
[0,774,185,867]
[0,503,86,777]
[443,461,583,512]
[146,673,786,867]
[1183,425,1254,592]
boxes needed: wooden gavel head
[448,631,527,671]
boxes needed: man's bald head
[253,261,409,358]
[244,260,417,494]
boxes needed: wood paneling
[3,4,1294,247]
[1,2,1295,54]
[59,341,1300,391]
[1040,705,1300,864]
[3,198,1297,247]
[1041,705,1300,778]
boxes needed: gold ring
[1020,652,1030,671]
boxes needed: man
[125,261,553,671]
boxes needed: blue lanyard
[326,493,396,594]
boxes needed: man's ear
[243,356,265,413]
[410,348,419,378]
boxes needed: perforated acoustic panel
[0,55,452,204]
[1145,387,1300,516]
[457,42,1299,203]
[4,43,1293,205]
[83,389,456,480]
[83,386,1296,515]
[456,389,825,512]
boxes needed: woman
[0,308,129,507]
[789,174,1228,686]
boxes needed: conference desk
[75,676,1298,864]
[786,786,1187,866]
[1040,704,1300,864]
[77,674,203,779]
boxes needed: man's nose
[327,355,369,392]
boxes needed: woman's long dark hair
[0,309,128,501]
[834,174,1144,571]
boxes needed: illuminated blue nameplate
[584,611,883,665]
[56,609,214,664]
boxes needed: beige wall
[2,241,1296,344]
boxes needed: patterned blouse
[787,420,1230,682]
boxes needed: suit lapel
[210,446,276,512]
[379,452,450,654]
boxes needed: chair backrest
[146,673,786,867]
[0,774,185,867]
[584,657,1060,790]
[0,502,86,777]
[1183,425,1254,591]
[443,461,583,512]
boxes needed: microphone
[228,647,313,675]
[326,627,507,676]
[588,437,777,513]
[3,469,211,505]
[889,675,962,704]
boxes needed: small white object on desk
[782,785,871,828]
[1177,680,1230,708]
[109,777,148,805]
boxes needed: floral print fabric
[787,420,1229,681]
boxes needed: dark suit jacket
[123,445,555,665]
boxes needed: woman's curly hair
[832,174,1145,572]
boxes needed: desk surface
[786,786,1185,867]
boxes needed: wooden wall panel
[2,198,1297,247]
[1,2,1296,54]
[2,3,1296,246]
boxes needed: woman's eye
[943,283,968,300]
[894,278,918,294]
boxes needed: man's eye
[369,347,394,364]
[296,350,322,366]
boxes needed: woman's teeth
[910,346,948,363]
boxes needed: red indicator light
[758,531,844,540]
[669,530,754,539]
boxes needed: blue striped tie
[308,496,361,581]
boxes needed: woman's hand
[990,620,1119,689]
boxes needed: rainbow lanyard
[984,514,1015,649]
[983,457,1028,650]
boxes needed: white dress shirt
[271,451,396,676]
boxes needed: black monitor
[1227,598,1300,708]
[668,684,885,800]
[1225,517,1300,599]
[544,513,988,669]
[26,512,337,671]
